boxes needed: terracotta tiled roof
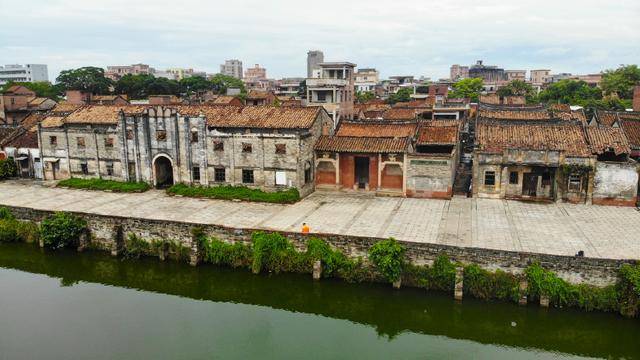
[620,120,640,149]
[212,96,241,104]
[281,99,302,107]
[549,103,571,112]
[355,103,391,112]
[336,121,418,138]
[392,100,432,109]
[3,85,34,95]
[246,90,272,100]
[361,110,385,119]
[417,122,460,145]
[178,105,322,129]
[20,112,47,131]
[27,97,49,106]
[552,108,587,124]
[478,109,552,121]
[585,126,631,155]
[382,108,417,120]
[476,122,590,157]
[479,94,526,105]
[1,129,38,148]
[617,112,640,122]
[51,103,83,115]
[64,105,147,124]
[595,110,620,127]
[41,116,67,128]
[314,136,409,153]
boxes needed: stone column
[454,267,464,300]
[540,295,550,307]
[313,260,322,280]
[189,230,201,266]
[77,229,89,252]
[518,279,528,305]
[111,224,123,256]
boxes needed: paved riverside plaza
[0,181,638,260]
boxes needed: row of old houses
[2,95,640,207]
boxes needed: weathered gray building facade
[38,105,332,197]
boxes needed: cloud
[0,0,638,81]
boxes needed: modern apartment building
[530,69,551,86]
[220,60,243,79]
[0,64,48,86]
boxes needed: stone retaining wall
[7,205,633,287]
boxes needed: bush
[618,263,640,317]
[0,207,16,220]
[39,212,87,250]
[251,232,303,273]
[306,237,351,277]
[525,263,574,306]
[0,219,19,242]
[57,178,150,192]
[167,183,300,204]
[202,238,252,268]
[0,159,18,179]
[464,264,520,301]
[122,233,153,259]
[368,238,405,283]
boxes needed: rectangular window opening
[242,169,254,184]
[484,171,496,186]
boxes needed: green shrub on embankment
[0,207,39,243]
[122,233,191,261]
[167,183,300,204]
[39,212,87,249]
[57,178,150,193]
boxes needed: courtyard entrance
[355,156,370,189]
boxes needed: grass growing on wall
[167,183,300,204]
[57,178,151,193]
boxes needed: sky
[1,0,638,82]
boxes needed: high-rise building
[307,50,324,78]
[0,64,48,86]
[220,59,243,79]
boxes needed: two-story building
[37,105,332,197]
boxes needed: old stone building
[473,106,638,205]
[37,105,332,197]
[1,85,56,126]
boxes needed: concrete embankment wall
[6,205,633,287]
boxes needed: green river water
[0,243,638,359]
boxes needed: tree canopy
[355,91,375,103]
[55,67,113,94]
[496,79,537,103]
[601,65,640,99]
[538,79,602,105]
[386,87,413,104]
[209,74,246,95]
[449,78,483,102]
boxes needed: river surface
[0,243,638,360]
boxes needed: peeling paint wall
[593,162,638,205]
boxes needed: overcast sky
[1,0,638,81]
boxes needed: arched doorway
[153,155,174,188]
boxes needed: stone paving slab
[0,182,638,260]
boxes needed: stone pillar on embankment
[518,279,528,306]
[3,205,633,289]
[454,267,464,300]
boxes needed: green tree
[386,87,413,104]
[39,212,87,250]
[114,74,155,99]
[538,79,602,105]
[147,77,181,96]
[1,81,63,100]
[496,79,537,103]
[179,76,213,95]
[449,78,484,102]
[55,67,113,94]
[355,91,375,103]
[601,65,640,99]
[209,74,246,95]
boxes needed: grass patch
[167,183,300,204]
[57,178,150,193]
